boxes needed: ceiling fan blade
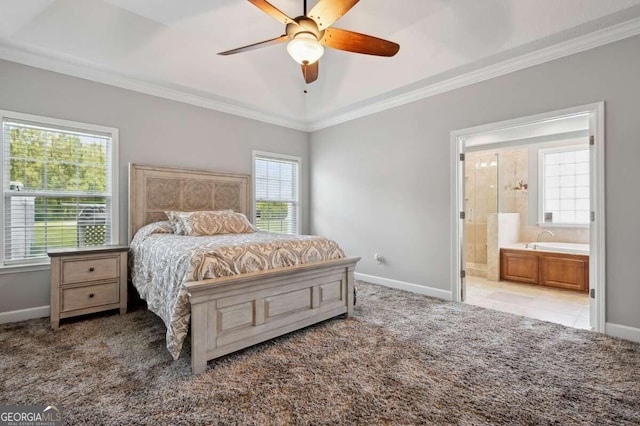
[321,28,399,57]
[308,0,359,30]
[218,35,288,56]
[301,61,319,84]
[248,0,295,25]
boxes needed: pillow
[165,210,232,235]
[132,220,173,242]
[164,211,182,234]
[175,211,256,236]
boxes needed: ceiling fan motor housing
[286,17,325,41]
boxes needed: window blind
[542,147,590,225]
[254,155,299,234]
[2,119,113,263]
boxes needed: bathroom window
[538,145,590,226]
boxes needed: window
[1,111,118,266]
[253,151,300,234]
[538,145,590,226]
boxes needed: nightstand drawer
[62,256,119,284]
[62,281,119,312]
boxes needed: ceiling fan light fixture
[287,33,324,65]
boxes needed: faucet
[537,230,554,243]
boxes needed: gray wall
[311,35,640,329]
[0,59,309,313]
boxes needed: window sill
[0,261,51,275]
[536,222,590,229]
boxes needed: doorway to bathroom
[450,103,605,332]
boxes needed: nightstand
[48,245,129,329]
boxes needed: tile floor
[465,276,590,329]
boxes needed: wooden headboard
[129,164,251,241]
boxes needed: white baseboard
[605,322,640,343]
[0,305,50,324]
[355,273,452,301]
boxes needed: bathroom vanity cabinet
[500,248,589,292]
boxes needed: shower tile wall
[499,149,529,221]
[465,153,498,277]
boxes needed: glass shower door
[464,152,498,282]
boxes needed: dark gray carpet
[1,282,639,425]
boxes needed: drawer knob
[89,267,95,272]
[88,293,95,298]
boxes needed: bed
[129,164,359,374]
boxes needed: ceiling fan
[218,0,400,84]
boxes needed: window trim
[0,110,119,270]
[537,144,589,228]
[252,150,301,235]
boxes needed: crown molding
[307,16,640,131]
[0,39,309,132]
[1,15,640,133]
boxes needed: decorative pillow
[133,220,173,241]
[165,210,232,235]
[176,211,256,236]
[164,211,183,234]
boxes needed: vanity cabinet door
[501,250,539,284]
[540,256,588,292]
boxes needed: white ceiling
[1,0,640,130]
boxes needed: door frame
[450,102,605,332]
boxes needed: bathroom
[463,126,591,329]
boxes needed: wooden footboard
[184,257,359,374]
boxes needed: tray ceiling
[1,0,640,130]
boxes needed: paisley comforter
[130,222,345,359]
